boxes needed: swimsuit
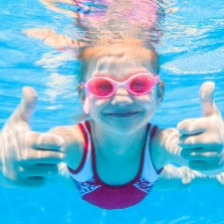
[67,121,162,209]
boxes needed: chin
[105,119,148,135]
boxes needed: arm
[0,87,65,187]
[154,164,220,190]
[48,125,85,171]
[152,82,224,175]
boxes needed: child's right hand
[0,87,65,187]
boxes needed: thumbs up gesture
[0,87,65,187]
[178,82,224,175]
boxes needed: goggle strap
[83,97,90,114]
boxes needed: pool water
[0,0,224,223]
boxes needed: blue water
[0,0,224,223]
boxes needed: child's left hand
[177,82,224,175]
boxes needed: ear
[78,84,86,105]
[156,81,165,105]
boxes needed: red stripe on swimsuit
[67,121,162,209]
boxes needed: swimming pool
[0,0,224,223]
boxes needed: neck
[91,121,148,159]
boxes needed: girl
[1,39,224,210]
[1,0,224,210]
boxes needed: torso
[67,121,163,209]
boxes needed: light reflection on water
[0,0,224,223]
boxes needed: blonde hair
[77,39,159,82]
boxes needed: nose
[111,87,133,106]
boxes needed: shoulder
[49,124,86,170]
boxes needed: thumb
[10,87,38,123]
[200,81,220,117]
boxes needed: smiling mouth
[106,111,139,117]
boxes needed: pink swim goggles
[82,73,160,113]
[84,72,160,98]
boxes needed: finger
[200,81,220,117]
[21,164,59,177]
[19,150,65,165]
[181,148,219,160]
[29,132,65,151]
[188,160,216,172]
[40,0,80,18]
[179,134,220,149]
[177,118,207,135]
[10,87,37,123]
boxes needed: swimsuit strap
[141,123,163,183]
[67,121,93,182]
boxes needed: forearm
[154,164,220,191]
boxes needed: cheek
[135,92,158,116]
[135,91,156,104]
[135,95,151,102]
[89,96,110,115]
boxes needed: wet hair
[77,39,159,83]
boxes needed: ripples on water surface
[0,0,224,223]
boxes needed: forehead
[86,54,155,81]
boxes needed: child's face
[83,55,163,134]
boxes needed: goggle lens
[89,79,114,97]
[129,75,153,94]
